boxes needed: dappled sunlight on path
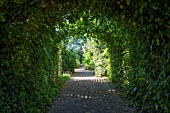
[47,65,136,113]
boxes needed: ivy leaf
[120,5,124,9]
[121,15,125,19]
[149,3,159,11]
[126,0,130,6]
[0,13,5,22]
[134,10,138,17]
[156,39,159,46]
[139,7,143,14]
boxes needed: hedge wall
[1,0,62,112]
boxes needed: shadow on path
[47,65,136,113]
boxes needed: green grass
[57,74,70,88]
[59,74,70,81]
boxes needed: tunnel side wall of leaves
[77,0,169,112]
[104,2,170,112]
[0,1,63,112]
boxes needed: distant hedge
[62,49,77,73]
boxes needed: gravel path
[47,66,136,113]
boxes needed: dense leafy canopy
[1,0,169,112]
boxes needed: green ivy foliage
[83,52,95,70]
[84,39,108,77]
[1,0,63,112]
[62,48,77,73]
[1,0,169,112]
[61,38,81,73]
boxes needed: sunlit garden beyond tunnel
[1,0,169,113]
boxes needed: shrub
[83,51,95,70]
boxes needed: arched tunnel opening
[1,1,169,112]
